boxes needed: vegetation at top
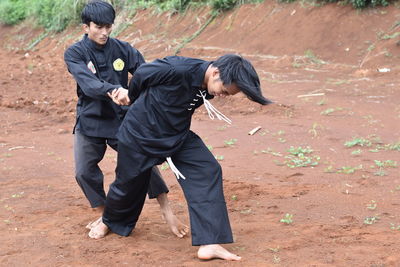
[0,0,261,32]
[0,0,396,32]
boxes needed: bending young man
[64,0,187,238]
[90,54,272,260]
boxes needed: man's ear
[82,23,89,33]
[212,68,220,78]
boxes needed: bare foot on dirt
[157,193,189,238]
[197,244,241,261]
[85,206,104,229]
[88,220,109,239]
[162,210,189,238]
[85,217,102,230]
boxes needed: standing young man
[89,54,272,261]
[64,0,187,238]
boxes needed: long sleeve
[128,59,176,101]
[127,47,145,75]
[64,46,120,100]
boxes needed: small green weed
[324,165,335,173]
[364,215,379,225]
[11,192,24,198]
[375,160,397,168]
[320,107,343,115]
[344,137,372,148]
[317,98,326,106]
[215,155,225,161]
[261,148,282,157]
[224,138,237,147]
[366,200,377,210]
[338,165,363,174]
[280,213,293,224]
[390,223,400,230]
[304,49,326,65]
[381,32,400,40]
[284,146,320,168]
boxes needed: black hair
[212,54,271,105]
[81,0,115,26]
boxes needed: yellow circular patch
[113,58,125,71]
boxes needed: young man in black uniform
[64,0,187,238]
[90,54,272,261]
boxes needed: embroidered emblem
[87,61,96,74]
[113,58,125,71]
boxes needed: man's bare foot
[197,244,241,261]
[157,193,189,238]
[162,210,189,238]
[86,217,102,230]
[88,220,109,239]
[85,206,104,229]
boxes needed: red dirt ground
[1,2,400,266]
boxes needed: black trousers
[103,131,233,246]
[74,130,168,208]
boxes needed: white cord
[197,90,232,124]
[166,157,186,180]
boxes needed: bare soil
[1,2,400,266]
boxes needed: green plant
[366,200,377,210]
[324,165,335,173]
[373,160,397,176]
[375,160,397,168]
[350,0,389,8]
[215,155,224,161]
[320,107,343,115]
[337,165,363,174]
[0,0,26,25]
[211,0,237,11]
[280,213,293,224]
[317,98,326,106]
[344,137,372,148]
[364,215,379,225]
[390,223,400,230]
[224,138,237,147]
[283,146,320,168]
[261,148,282,157]
[304,49,326,65]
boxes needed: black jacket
[117,56,214,157]
[64,34,145,138]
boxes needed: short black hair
[212,54,272,105]
[81,0,115,26]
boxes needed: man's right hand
[108,88,131,105]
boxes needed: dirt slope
[1,2,400,266]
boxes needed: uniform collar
[192,61,212,89]
[83,34,110,51]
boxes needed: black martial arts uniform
[64,34,168,208]
[103,56,234,245]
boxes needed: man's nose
[101,28,108,35]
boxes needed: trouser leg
[107,139,168,199]
[74,131,107,208]
[171,131,233,245]
[102,141,162,236]
[147,166,169,199]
